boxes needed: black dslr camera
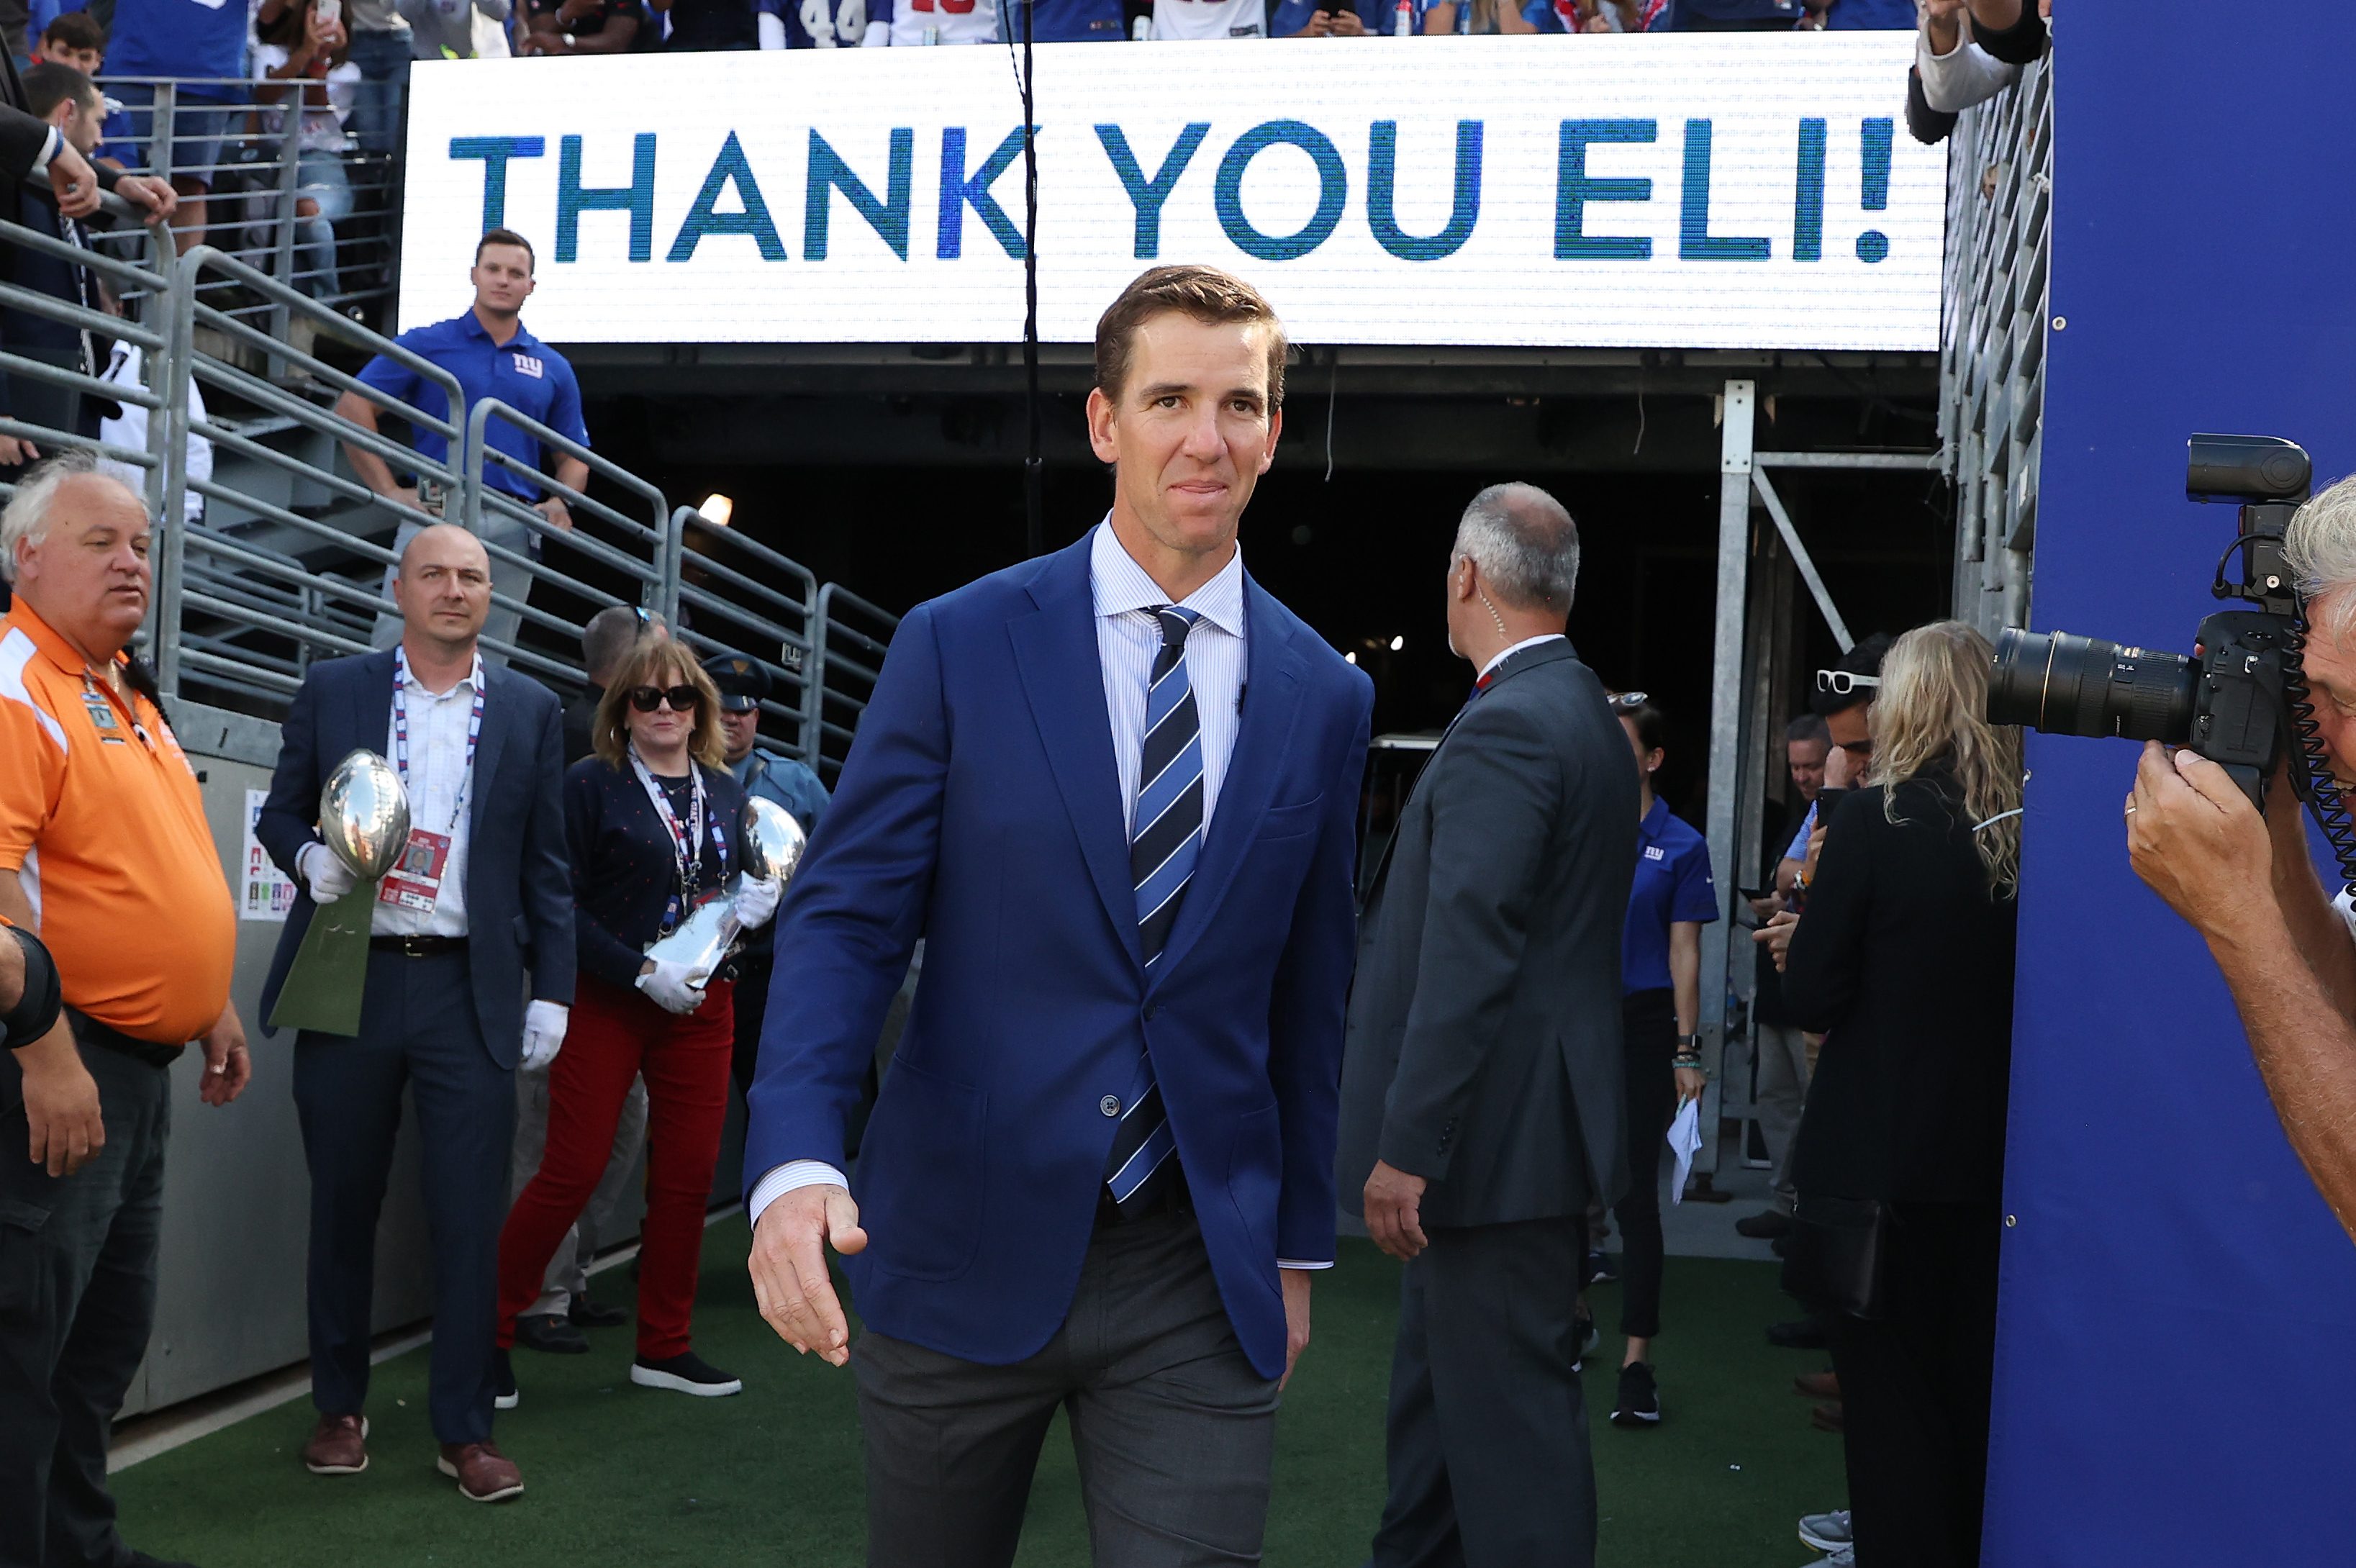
[1986,438,2356,884]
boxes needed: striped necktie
[1104,605,1203,1217]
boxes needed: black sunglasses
[628,684,702,713]
[1608,691,1650,713]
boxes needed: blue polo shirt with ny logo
[354,311,590,501]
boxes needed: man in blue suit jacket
[744,266,1372,1566]
[256,524,573,1503]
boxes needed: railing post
[271,86,303,372]
[805,583,833,769]
[661,505,690,629]
[153,253,199,698]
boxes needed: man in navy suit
[256,523,573,1503]
[744,265,1372,1565]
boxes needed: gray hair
[581,602,666,683]
[1452,482,1579,613]
[0,448,117,585]
[2287,474,2356,635]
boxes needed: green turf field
[114,1225,1843,1567]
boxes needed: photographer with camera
[2124,471,2356,1241]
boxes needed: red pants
[497,974,733,1361]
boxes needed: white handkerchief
[1667,1097,1703,1205]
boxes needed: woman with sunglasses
[1603,692,1717,1428]
[495,638,781,1402]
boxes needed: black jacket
[1336,639,1640,1226]
[565,753,746,989]
[1782,770,2018,1205]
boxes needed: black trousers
[293,948,512,1445]
[0,1025,171,1568]
[1825,1202,2002,1568]
[1371,1217,1595,1568]
[853,1207,1279,1568]
[1612,989,1676,1341]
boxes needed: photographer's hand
[2130,739,2356,1246]
[2126,741,2276,946]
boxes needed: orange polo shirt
[0,599,235,1045]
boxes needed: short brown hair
[476,227,536,271]
[40,12,105,51]
[21,62,99,123]
[1093,265,1287,409]
[592,638,726,772]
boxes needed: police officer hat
[702,653,771,713]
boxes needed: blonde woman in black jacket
[1781,620,2022,1568]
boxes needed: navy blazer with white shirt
[744,529,1373,1380]
[255,648,576,1065]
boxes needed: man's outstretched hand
[748,1183,868,1366]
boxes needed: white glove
[299,841,357,904]
[635,959,707,1016]
[520,1000,569,1070]
[733,876,781,932]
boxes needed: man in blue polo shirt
[336,228,589,657]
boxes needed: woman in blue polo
[1606,693,1718,1430]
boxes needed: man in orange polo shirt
[0,450,249,1568]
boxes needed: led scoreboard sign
[399,33,1942,350]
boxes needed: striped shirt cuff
[747,1160,849,1228]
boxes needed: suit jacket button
[1100,1095,1122,1117]
[1143,1002,1158,1021]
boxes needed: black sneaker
[515,1312,590,1355]
[1611,1361,1662,1427]
[1571,1310,1598,1372]
[1734,1208,1793,1240]
[1583,1250,1620,1287]
[569,1292,630,1330]
[630,1351,743,1397]
[494,1349,520,1411]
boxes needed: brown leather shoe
[436,1441,523,1503]
[1793,1370,1841,1400]
[1810,1401,1845,1434]
[302,1414,368,1475]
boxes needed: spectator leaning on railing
[0,40,173,238]
[335,227,589,656]
[1906,0,2050,145]
[253,0,362,302]
[94,0,251,255]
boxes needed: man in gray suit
[1336,482,1639,1568]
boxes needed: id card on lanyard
[627,746,730,933]
[379,648,484,915]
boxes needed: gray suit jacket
[1336,638,1639,1228]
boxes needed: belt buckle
[400,935,433,959]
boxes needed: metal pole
[1018,1,1042,560]
[271,89,302,370]
[1751,467,1854,651]
[153,251,200,698]
[1693,379,1757,1184]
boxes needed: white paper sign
[240,787,295,923]
[398,32,1941,350]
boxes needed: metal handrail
[810,581,902,780]
[671,507,823,764]
[463,397,676,621]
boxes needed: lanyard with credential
[628,745,721,933]
[392,646,484,834]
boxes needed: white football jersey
[887,0,1002,44]
[1151,0,1267,38]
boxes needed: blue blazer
[746,533,1372,1379]
[255,649,576,1064]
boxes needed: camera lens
[1988,628,2197,744]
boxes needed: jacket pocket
[858,1056,987,1283]
[1256,797,1323,843]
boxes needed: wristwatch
[1676,1033,1703,1051]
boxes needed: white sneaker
[1805,1547,1854,1567]
[1799,1509,1852,1552]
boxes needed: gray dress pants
[853,1207,1282,1568]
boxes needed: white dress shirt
[752,523,1323,1268]
[1478,632,1566,684]
[371,652,482,938]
